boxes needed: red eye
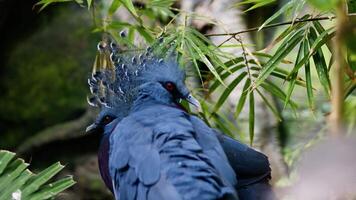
[165,82,175,91]
[102,115,115,125]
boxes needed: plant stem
[330,3,347,136]
[206,16,336,37]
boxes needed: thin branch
[206,16,336,37]
[206,16,336,47]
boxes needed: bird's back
[109,103,238,200]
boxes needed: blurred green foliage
[0,7,98,149]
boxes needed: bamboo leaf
[288,27,335,76]
[261,80,298,110]
[185,37,224,84]
[244,0,276,12]
[253,28,305,89]
[308,27,331,97]
[136,26,154,43]
[35,0,73,12]
[86,0,92,8]
[256,88,281,120]
[265,14,310,50]
[119,0,141,23]
[235,78,251,118]
[210,64,245,94]
[258,1,294,31]
[312,21,333,51]
[185,41,203,82]
[304,41,315,110]
[249,91,255,146]
[213,72,248,113]
[108,0,122,16]
[284,41,304,108]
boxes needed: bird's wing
[109,106,238,200]
[189,116,238,188]
[189,116,271,187]
[214,131,271,188]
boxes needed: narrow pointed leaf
[0,170,33,200]
[256,89,281,120]
[0,159,29,192]
[235,78,251,118]
[86,0,92,9]
[249,91,255,146]
[253,28,304,89]
[186,37,224,84]
[0,151,15,174]
[258,1,293,31]
[288,27,335,76]
[28,177,76,200]
[210,64,245,94]
[308,27,331,97]
[22,162,64,196]
[136,26,154,43]
[108,0,122,16]
[213,72,247,113]
[119,0,139,18]
[303,41,315,110]
[284,41,304,108]
[261,81,298,110]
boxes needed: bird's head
[85,36,200,135]
[134,57,201,108]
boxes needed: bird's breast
[98,134,114,193]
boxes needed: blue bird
[86,38,274,200]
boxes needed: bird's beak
[185,94,202,111]
[85,123,100,134]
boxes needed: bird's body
[108,100,237,200]
[87,38,275,200]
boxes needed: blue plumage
[86,37,274,200]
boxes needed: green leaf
[235,78,251,119]
[108,0,122,16]
[258,0,294,31]
[253,28,305,89]
[0,150,15,174]
[86,0,92,8]
[211,113,235,138]
[249,91,255,146]
[288,27,335,77]
[256,88,281,120]
[303,41,315,110]
[0,170,33,200]
[35,0,73,12]
[0,159,29,192]
[185,37,224,84]
[213,72,247,113]
[209,64,245,94]
[27,177,76,200]
[119,0,139,19]
[242,0,276,12]
[308,0,340,11]
[136,26,154,43]
[185,41,203,82]
[0,151,74,199]
[349,0,356,13]
[312,21,333,51]
[261,80,298,110]
[308,27,331,97]
[284,41,304,108]
[22,162,64,196]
